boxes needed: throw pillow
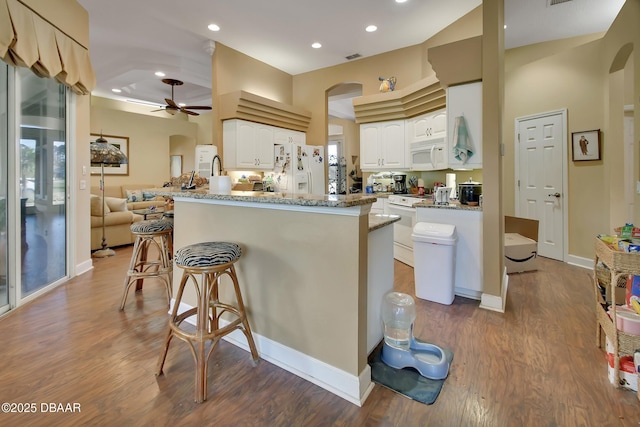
[142,191,156,201]
[90,195,111,216]
[125,189,143,202]
[105,197,128,212]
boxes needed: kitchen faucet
[211,154,223,177]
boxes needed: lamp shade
[90,135,128,165]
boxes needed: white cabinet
[416,206,483,300]
[370,198,389,214]
[223,119,275,170]
[360,120,406,171]
[274,128,305,145]
[406,109,447,144]
[447,82,482,169]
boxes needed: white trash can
[412,222,457,305]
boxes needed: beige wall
[502,0,640,259]
[89,97,199,189]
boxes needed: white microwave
[410,137,447,171]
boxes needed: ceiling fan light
[166,108,177,116]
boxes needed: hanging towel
[452,116,474,164]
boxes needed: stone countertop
[368,213,400,232]
[413,199,482,212]
[146,187,377,208]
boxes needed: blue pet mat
[370,342,453,405]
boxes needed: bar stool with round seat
[119,218,174,310]
[156,241,259,403]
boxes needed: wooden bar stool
[119,219,173,310]
[156,241,259,403]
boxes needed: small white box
[606,338,638,392]
[504,233,538,274]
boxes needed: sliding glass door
[0,63,69,314]
[16,67,68,298]
[0,64,8,315]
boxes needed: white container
[412,222,457,305]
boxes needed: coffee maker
[393,174,407,194]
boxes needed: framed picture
[90,134,129,175]
[571,129,600,161]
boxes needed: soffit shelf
[219,90,311,132]
[352,75,446,124]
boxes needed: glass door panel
[0,64,8,315]
[17,67,67,297]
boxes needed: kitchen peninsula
[148,188,398,406]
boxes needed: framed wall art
[90,133,129,175]
[571,129,600,162]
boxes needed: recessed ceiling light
[155,71,165,77]
[395,0,408,3]
[178,103,186,107]
[208,24,220,32]
[111,88,122,93]
[311,42,322,49]
[504,24,507,29]
[365,25,377,33]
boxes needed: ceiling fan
[154,78,212,116]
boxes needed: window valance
[0,0,95,94]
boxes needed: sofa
[90,184,166,251]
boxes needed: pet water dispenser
[381,291,452,380]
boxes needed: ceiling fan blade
[150,108,165,112]
[181,108,199,116]
[165,98,178,108]
[182,105,212,110]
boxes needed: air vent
[345,53,361,60]
[549,0,572,5]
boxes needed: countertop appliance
[387,194,428,267]
[393,173,408,194]
[434,187,452,205]
[458,180,482,205]
[272,143,325,195]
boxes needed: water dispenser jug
[382,292,416,350]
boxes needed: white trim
[168,299,372,406]
[479,267,508,313]
[174,196,371,217]
[514,109,568,262]
[566,254,593,270]
[75,259,94,276]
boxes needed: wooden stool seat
[119,219,173,310]
[156,241,259,403]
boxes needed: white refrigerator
[272,143,325,194]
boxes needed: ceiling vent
[345,53,361,60]
[548,0,572,5]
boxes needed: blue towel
[453,116,474,164]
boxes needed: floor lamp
[90,135,128,258]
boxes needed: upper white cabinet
[223,119,275,170]
[274,128,306,145]
[447,82,482,169]
[406,109,447,144]
[360,120,407,171]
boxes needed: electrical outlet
[82,165,87,176]
[79,180,86,190]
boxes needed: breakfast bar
[148,188,398,406]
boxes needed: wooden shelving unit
[593,237,640,399]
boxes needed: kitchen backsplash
[364,169,483,194]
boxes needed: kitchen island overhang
[150,189,396,406]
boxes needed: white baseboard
[566,253,593,270]
[169,300,372,406]
[75,259,93,276]
[479,267,508,313]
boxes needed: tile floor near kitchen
[0,248,638,426]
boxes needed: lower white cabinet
[415,206,483,300]
[223,119,275,170]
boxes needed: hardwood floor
[0,247,638,426]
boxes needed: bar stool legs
[156,242,258,403]
[119,219,173,310]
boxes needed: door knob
[548,192,561,198]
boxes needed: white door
[516,110,567,261]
